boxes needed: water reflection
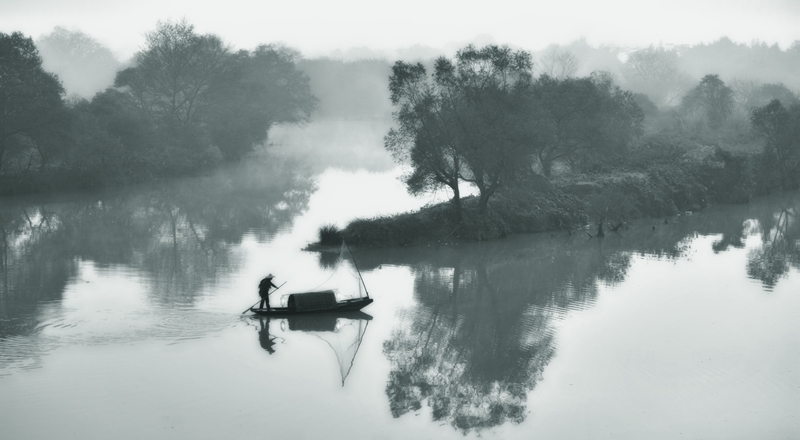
[252,312,372,385]
[358,191,800,433]
[375,241,623,433]
[0,157,314,349]
[257,317,280,355]
[745,199,800,288]
[1,151,799,436]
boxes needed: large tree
[386,60,466,219]
[114,19,231,130]
[680,74,734,129]
[114,19,316,162]
[531,72,643,176]
[751,99,800,190]
[205,44,317,160]
[386,45,535,217]
[0,32,66,173]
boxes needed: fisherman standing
[258,274,278,311]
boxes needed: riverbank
[313,145,763,248]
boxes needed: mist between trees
[2,21,800,207]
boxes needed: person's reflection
[258,316,278,355]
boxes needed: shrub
[317,224,342,246]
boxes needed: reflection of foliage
[381,236,633,433]
[317,251,340,270]
[746,204,800,289]
[372,193,800,433]
[0,157,313,335]
[0,206,77,339]
[384,264,555,433]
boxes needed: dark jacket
[259,277,277,298]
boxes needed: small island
[312,46,799,249]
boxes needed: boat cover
[288,290,338,311]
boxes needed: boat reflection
[253,312,372,385]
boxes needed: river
[1,119,798,439]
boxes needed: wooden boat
[250,290,373,316]
[248,241,373,316]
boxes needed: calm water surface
[1,120,798,439]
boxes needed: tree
[440,45,535,212]
[36,27,120,99]
[680,74,734,129]
[386,45,535,217]
[205,44,317,160]
[0,32,66,173]
[114,19,231,131]
[531,72,643,176]
[751,99,800,190]
[114,20,316,163]
[386,60,466,219]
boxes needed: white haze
[1,0,799,61]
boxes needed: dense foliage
[0,21,316,194]
[386,45,644,219]
[333,42,800,247]
[386,45,535,218]
[0,32,67,175]
[751,99,800,190]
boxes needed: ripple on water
[0,306,241,375]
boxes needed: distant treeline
[4,23,800,197]
[0,20,317,194]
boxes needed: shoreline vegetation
[305,43,800,250]
[312,144,760,249]
[3,23,800,249]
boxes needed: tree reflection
[0,206,77,338]
[374,192,800,433]
[0,157,314,339]
[381,240,629,433]
[746,201,800,288]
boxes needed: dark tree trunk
[451,184,463,223]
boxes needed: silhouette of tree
[206,44,317,160]
[0,32,67,174]
[680,74,734,129]
[531,72,643,176]
[115,19,231,131]
[386,45,536,216]
[751,100,800,190]
[114,20,316,163]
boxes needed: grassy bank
[314,144,764,248]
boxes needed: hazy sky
[2,0,799,59]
